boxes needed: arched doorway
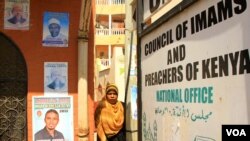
[0,32,27,141]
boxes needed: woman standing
[95,83,126,141]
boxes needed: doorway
[0,33,27,141]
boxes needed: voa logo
[226,129,246,136]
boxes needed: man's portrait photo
[8,3,26,24]
[44,62,68,95]
[34,109,64,141]
[32,96,74,141]
[4,1,29,30]
[47,69,66,90]
[42,11,69,47]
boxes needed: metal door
[0,33,27,141]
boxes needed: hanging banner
[44,62,68,95]
[4,0,30,30]
[32,96,74,141]
[140,0,250,141]
[42,11,69,47]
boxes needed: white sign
[141,0,250,141]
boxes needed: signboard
[143,0,171,21]
[140,0,250,140]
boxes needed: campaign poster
[4,0,30,30]
[44,62,68,95]
[42,11,69,47]
[32,96,74,141]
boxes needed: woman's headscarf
[94,84,124,141]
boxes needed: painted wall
[0,0,87,140]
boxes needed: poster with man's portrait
[42,11,69,47]
[4,0,30,30]
[44,62,68,95]
[32,96,74,141]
